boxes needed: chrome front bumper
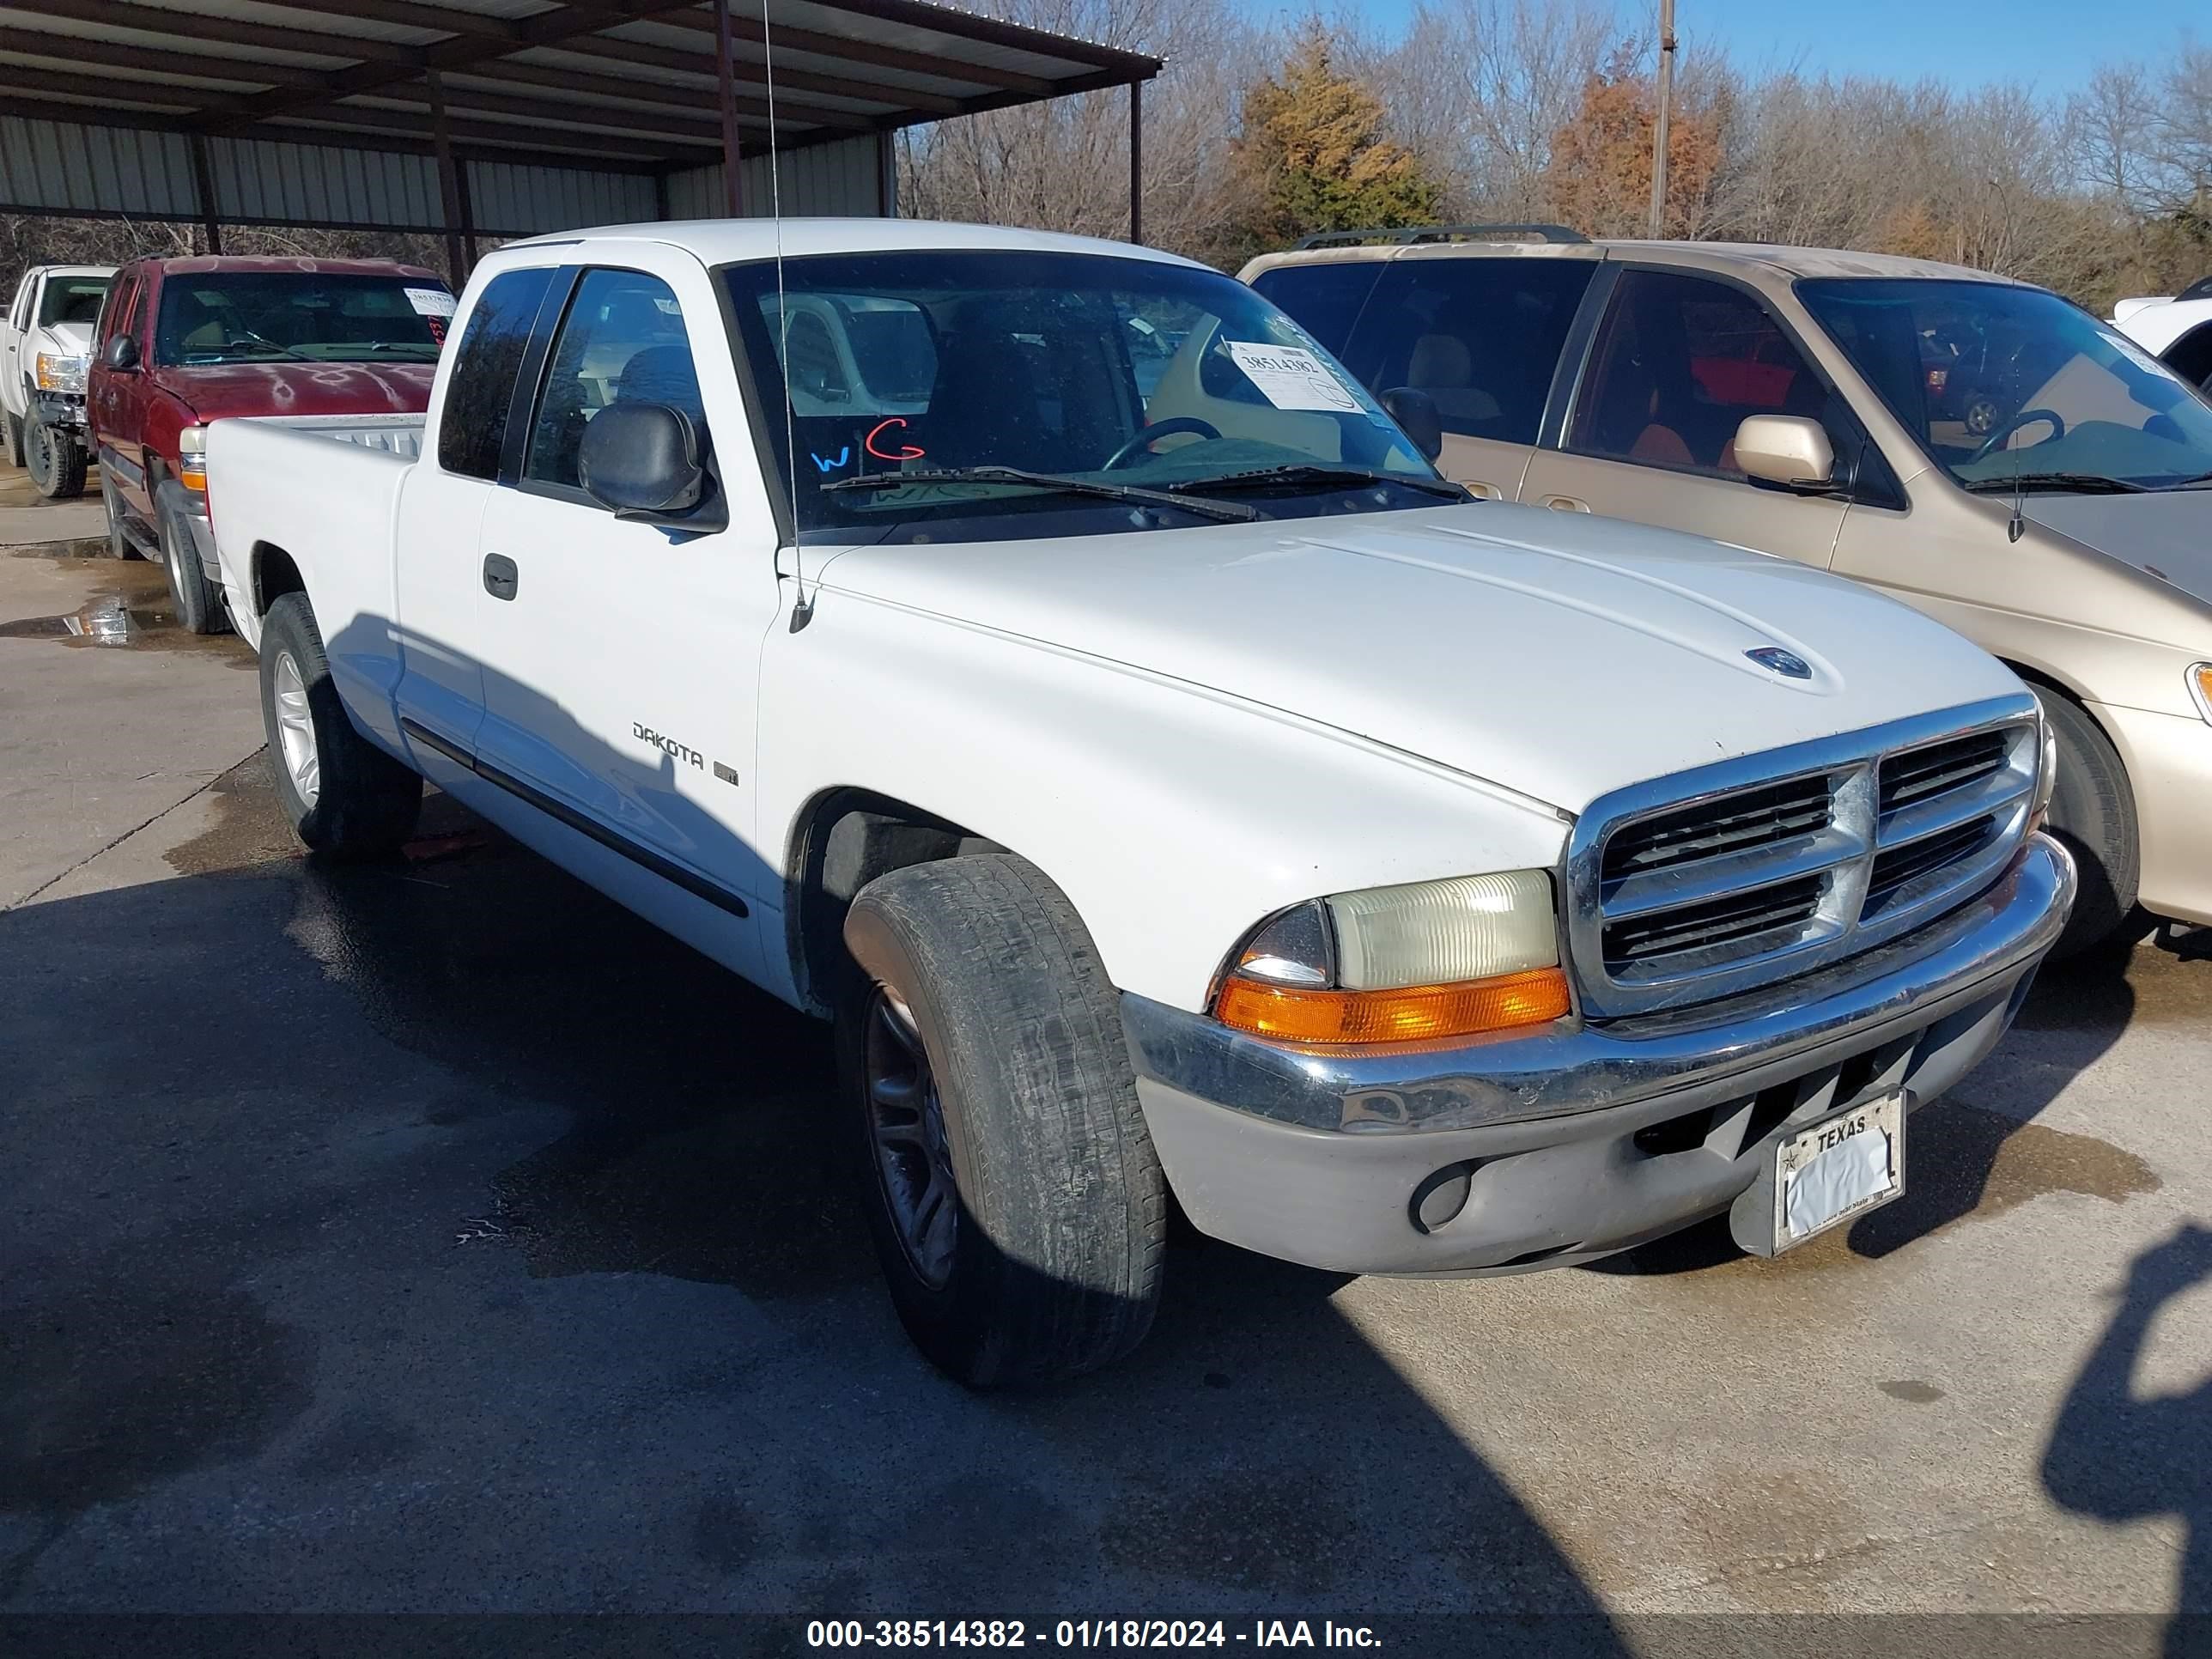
[1123,834,2074,1275]
[30,390,86,432]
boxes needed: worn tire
[838,853,1167,1388]
[2034,690,2139,957]
[156,484,228,635]
[258,592,422,855]
[25,409,87,500]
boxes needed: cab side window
[1338,258,1596,444]
[525,269,706,494]
[438,267,555,482]
[1571,270,1835,476]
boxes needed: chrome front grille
[1566,697,2041,1017]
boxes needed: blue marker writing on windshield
[811,447,850,473]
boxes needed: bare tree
[1356,0,1632,221]
[2159,40,2212,213]
[2069,62,2164,210]
[895,0,1253,265]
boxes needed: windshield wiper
[821,465,1259,523]
[2167,471,2212,489]
[1961,472,2149,495]
[1165,464,1472,501]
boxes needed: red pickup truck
[87,255,453,633]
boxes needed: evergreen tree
[1231,21,1442,252]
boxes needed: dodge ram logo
[1746,647,1813,680]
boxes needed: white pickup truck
[207,220,2072,1386]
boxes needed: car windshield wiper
[1165,464,1472,501]
[1960,472,2149,495]
[2166,470,2212,489]
[820,465,1260,523]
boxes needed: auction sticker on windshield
[405,287,457,318]
[1770,1092,1906,1251]
[1224,340,1364,413]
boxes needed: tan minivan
[1243,229,2212,952]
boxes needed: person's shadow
[2042,1223,2212,1658]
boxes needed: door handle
[482,553,519,600]
[1540,495,1590,513]
[1459,480,1504,501]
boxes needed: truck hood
[151,361,435,422]
[2026,491,2212,609]
[33,321,94,358]
[823,501,2025,815]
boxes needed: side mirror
[1734,414,1833,492]
[578,403,722,531]
[101,334,140,372]
[1378,386,1443,463]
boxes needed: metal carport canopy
[0,0,1161,266]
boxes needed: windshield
[155,272,453,367]
[1798,277,2212,490]
[721,250,1443,544]
[38,274,110,331]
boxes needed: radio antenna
[763,0,811,633]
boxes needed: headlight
[2189,663,2212,726]
[2027,702,2060,835]
[34,352,86,394]
[178,425,208,492]
[1212,871,1570,1045]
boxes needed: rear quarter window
[1339,258,1597,444]
[1249,261,1382,358]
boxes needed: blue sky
[1330,0,2200,96]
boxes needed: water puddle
[0,594,137,645]
[0,558,252,669]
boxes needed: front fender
[757,588,1572,1013]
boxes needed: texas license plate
[1769,1092,1906,1252]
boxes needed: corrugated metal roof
[0,0,1158,166]
[0,0,1149,259]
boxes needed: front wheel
[24,410,88,500]
[838,854,1167,1388]
[258,592,422,855]
[157,487,228,635]
[2035,690,2139,957]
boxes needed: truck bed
[234,410,428,459]
[205,414,423,665]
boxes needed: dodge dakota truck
[206,220,2074,1387]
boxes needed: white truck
[2,263,113,498]
[2112,280,2212,394]
[206,220,2073,1386]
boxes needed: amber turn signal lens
[1213,966,1571,1045]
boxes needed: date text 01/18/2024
[806,1620,1382,1649]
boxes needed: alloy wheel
[862,985,958,1290]
[271,650,321,807]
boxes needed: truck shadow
[0,755,1628,1638]
[2041,1224,2212,1658]
[1593,931,2151,1279]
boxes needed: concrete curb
[3,537,112,560]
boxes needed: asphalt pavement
[3,537,2209,1654]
